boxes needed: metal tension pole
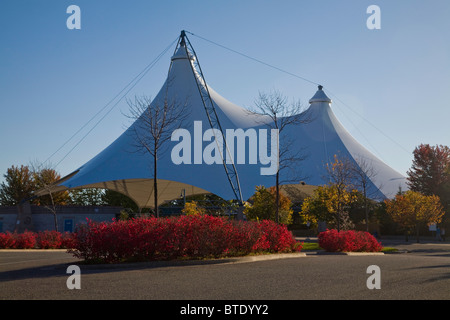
[178,31,244,213]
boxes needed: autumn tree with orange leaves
[385,190,444,242]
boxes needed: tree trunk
[53,213,58,232]
[276,170,280,224]
[337,199,341,233]
[337,209,341,232]
[364,195,369,232]
[49,192,58,232]
[362,184,368,232]
[154,152,159,218]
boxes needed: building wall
[0,205,122,233]
[0,212,17,234]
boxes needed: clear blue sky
[1,0,449,184]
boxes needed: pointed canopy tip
[171,38,194,61]
[179,30,187,46]
[309,85,332,104]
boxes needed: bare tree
[250,90,310,224]
[351,156,381,232]
[325,154,355,232]
[126,93,189,217]
[30,161,69,232]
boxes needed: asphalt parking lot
[1,237,449,304]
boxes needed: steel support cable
[325,90,410,155]
[48,37,179,169]
[185,31,321,87]
[324,95,386,161]
[186,30,410,157]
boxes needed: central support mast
[176,30,244,206]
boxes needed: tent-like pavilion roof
[35,35,408,208]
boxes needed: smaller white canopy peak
[309,85,332,104]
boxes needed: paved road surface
[1,238,449,301]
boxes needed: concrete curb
[230,252,307,263]
[314,251,384,256]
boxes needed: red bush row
[68,215,303,263]
[318,229,383,252]
[0,230,75,249]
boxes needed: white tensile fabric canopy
[36,39,407,208]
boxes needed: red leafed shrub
[60,232,77,249]
[0,231,76,249]
[253,220,302,253]
[68,215,303,263]
[318,229,383,252]
[11,231,37,249]
[0,232,16,249]
[36,230,64,249]
[228,220,263,255]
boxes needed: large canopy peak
[171,41,194,62]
